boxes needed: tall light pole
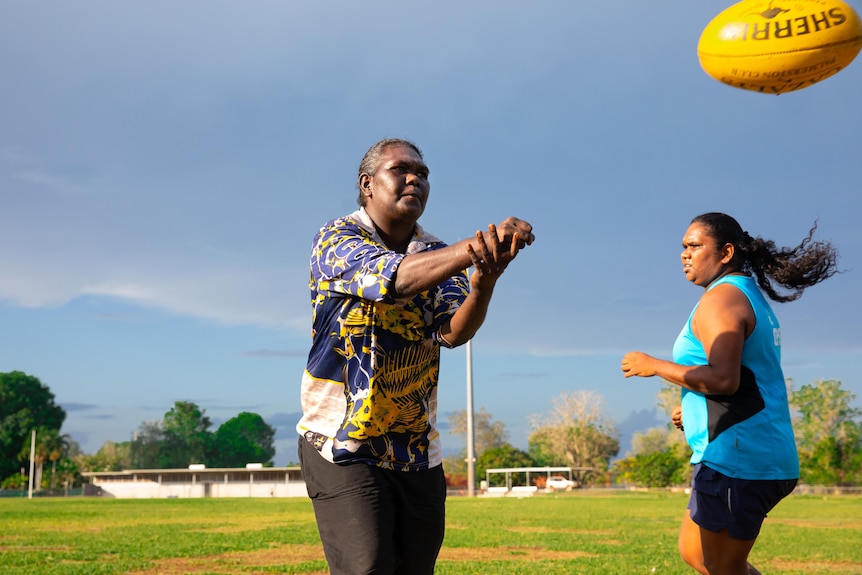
[466,338,476,497]
[28,429,36,499]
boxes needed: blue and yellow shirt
[296,208,470,471]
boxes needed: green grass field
[1,491,860,574]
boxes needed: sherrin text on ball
[698,0,862,94]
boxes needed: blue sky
[2,1,860,466]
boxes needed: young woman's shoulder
[693,279,754,336]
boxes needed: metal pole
[28,429,36,499]
[466,338,476,497]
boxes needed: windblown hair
[355,138,423,207]
[692,212,839,302]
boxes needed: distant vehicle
[545,475,576,491]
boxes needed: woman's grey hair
[356,138,423,206]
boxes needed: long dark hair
[692,212,839,302]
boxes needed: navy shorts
[687,463,797,540]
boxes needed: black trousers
[298,437,446,575]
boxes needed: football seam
[698,34,862,58]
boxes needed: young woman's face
[680,222,732,288]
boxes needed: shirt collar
[353,208,443,252]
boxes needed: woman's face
[680,222,733,288]
[360,144,430,227]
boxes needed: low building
[81,466,306,499]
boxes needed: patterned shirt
[296,208,470,471]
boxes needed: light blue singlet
[672,274,799,480]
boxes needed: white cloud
[0,250,309,330]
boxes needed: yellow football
[698,0,862,94]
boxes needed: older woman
[297,138,534,575]
[621,212,838,575]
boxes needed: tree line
[0,371,276,492]
[3,370,861,492]
[445,380,862,490]
[444,391,621,488]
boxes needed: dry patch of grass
[191,514,312,533]
[768,558,862,573]
[35,511,317,533]
[0,544,74,553]
[119,542,597,574]
[504,525,615,536]
[439,545,596,561]
[125,543,327,575]
[771,517,862,530]
[502,525,623,546]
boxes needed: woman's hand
[494,216,535,249]
[466,222,526,290]
[672,405,684,431]
[620,351,658,378]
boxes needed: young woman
[621,212,838,575]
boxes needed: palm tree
[17,427,70,491]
